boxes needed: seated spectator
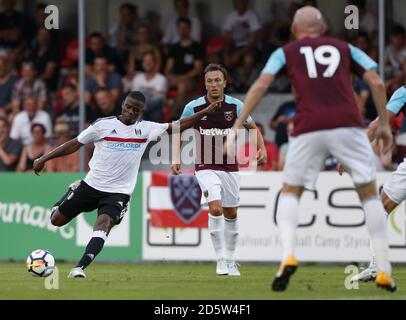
[223,0,261,70]
[162,0,202,47]
[237,122,278,171]
[85,56,123,106]
[164,17,203,120]
[11,61,47,115]
[85,32,123,75]
[132,51,168,122]
[384,24,406,95]
[30,27,59,92]
[17,123,51,172]
[228,51,260,93]
[269,99,296,147]
[128,24,162,75]
[108,3,140,63]
[0,55,17,116]
[10,96,52,146]
[55,84,91,137]
[0,116,22,171]
[46,122,79,172]
[352,30,378,62]
[59,62,79,88]
[87,88,122,124]
[0,0,36,64]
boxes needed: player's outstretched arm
[232,74,274,131]
[33,138,83,175]
[363,70,392,154]
[166,101,221,134]
[171,131,182,175]
[243,121,268,166]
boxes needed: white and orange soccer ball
[26,249,55,277]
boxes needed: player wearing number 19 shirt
[230,6,396,292]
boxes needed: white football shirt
[77,117,168,195]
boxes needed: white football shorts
[383,159,406,204]
[283,127,376,189]
[195,170,240,207]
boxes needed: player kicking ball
[33,91,220,278]
[347,85,406,283]
[171,64,267,276]
[227,6,396,292]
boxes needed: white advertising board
[142,172,406,262]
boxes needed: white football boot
[216,258,228,275]
[68,267,86,278]
[350,256,377,283]
[227,260,241,276]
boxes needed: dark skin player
[33,93,220,239]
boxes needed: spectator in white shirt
[223,0,261,70]
[10,96,52,146]
[132,51,168,122]
[162,0,201,46]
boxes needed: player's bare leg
[272,184,303,292]
[50,209,70,227]
[223,207,240,276]
[208,200,228,275]
[352,190,399,283]
[355,181,396,292]
[68,214,115,278]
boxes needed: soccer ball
[26,249,55,277]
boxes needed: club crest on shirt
[224,111,233,121]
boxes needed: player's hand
[171,164,182,175]
[205,101,222,114]
[336,163,344,176]
[367,118,379,142]
[33,158,45,176]
[224,127,237,156]
[375,125,393,155]
[257,148,267,166]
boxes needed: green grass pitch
[0,262,405,300]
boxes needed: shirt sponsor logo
[199,127,233,136]
[106,141,142,151]
[103,136,146,151]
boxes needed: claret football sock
[76,230,107,270]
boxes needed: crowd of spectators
[0,0,405,173]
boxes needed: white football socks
[208,214,225,260]
[276,193,300,261]
[224,217,239,261]
[362,197,391,273]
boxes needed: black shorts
[58,181,130,225]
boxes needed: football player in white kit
[350,85,406,283]
[33,91,220,278]
[171,64,268,276]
